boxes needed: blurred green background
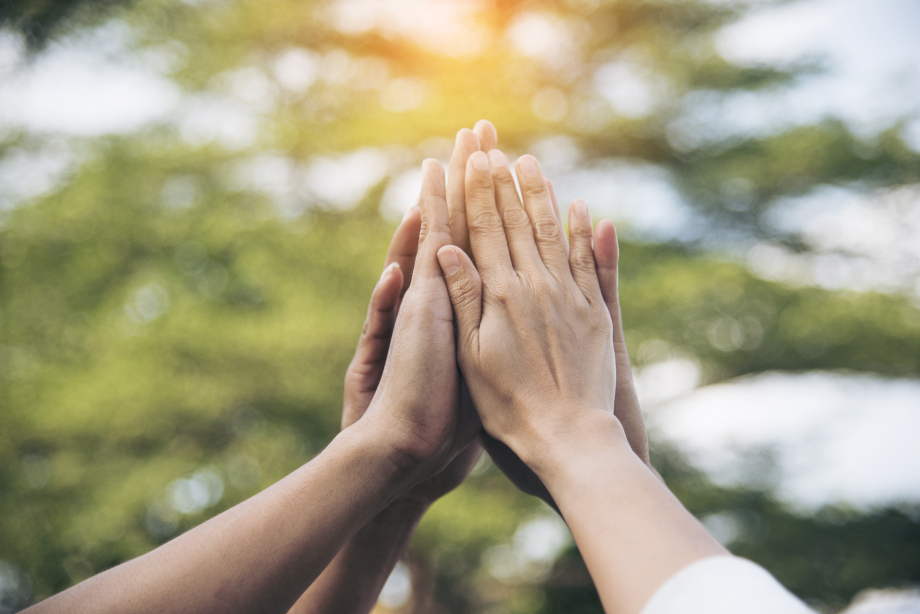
[1,0,919,613]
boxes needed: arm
[27,157,478,614]
[436,148,726,614]
[289,121,495,613]
[26,423,417,614]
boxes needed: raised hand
[475,159,652,506]
[288,126,497,614]
[341,205,480,506]
[434,150,618,472]
[436,150,724,614]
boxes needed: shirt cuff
[640,555,815,614]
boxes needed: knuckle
[533,218,562,243]
[570,247,596,271]
[570,220,593,238]
[502,207,531,232]
[521,179,547,199]
[418,217,449,245]
[451,276,480,305]
[469,207,502,232]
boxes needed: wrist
[341,417,422,504]
[517,410,634,485]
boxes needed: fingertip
[474,119,498,150]
[436,245,462,276]
[423,157,445,177]
[374,262,404,308]
[487,149,508,168]
[455,127,480,152]
[571,198,589,220]
[381,261,399,279]
[515,154,541,180]
[594,219,619,266]
[403,204,421,222]
[469,150,490,171]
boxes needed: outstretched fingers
[465,151,513,280]
[546,178,569,255]
[488,149,543,272]
[384,205,422,296]
[515,155,570,281]
[436,246,482,358]
[594,219,622,330]
[447,129,482,254]
[594,219,651,465]
[567,199,603,304]
[414,159,453,282]
[343,261,404,426]
[474,119,498,152]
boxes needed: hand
[288,126,494,614]
[474,170,652,506]
[435,149,622,474]
[357,157,481,486]
[342,205,480,506]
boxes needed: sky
[1,0,919,512]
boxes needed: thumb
[436,246,482,355]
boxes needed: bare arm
[26,422,415,614]
[289,120,497,614]
[27,157,479,614]
[437,149,725,614]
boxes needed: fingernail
[470,151,490,170]
[573,198,588,218]
[517,155,539,178]
[488,149,507,167]
[403,205,419,220]
[380,262,399,281]
[437,248,461,276]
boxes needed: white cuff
[640,556,815,614]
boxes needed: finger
[343,262,404,426]
[567,199,603,303]
[594,219,622,337]
[487,149,543,272]
[595,220,651,465]
[474,119,498,152]
[385,205,422,296]
[545,178,569,255]
[515,155,570,281]
[465,151,513,279]
[447,129,481,254]
[436,246,482,356]
[415,159,453,281]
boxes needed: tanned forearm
[26,421,416,614]
[288,498,428,614]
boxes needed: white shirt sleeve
[640,556,816,614]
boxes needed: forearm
[288,499,428,614]
[532,415,726,614]
[26,422,415,614]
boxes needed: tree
[1,0,918,612]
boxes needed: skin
[473,150,656,508]
[289,120,496,614]
[436,149,727,614]
[24,156,477,614]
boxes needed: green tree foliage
[1,0,919,612]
